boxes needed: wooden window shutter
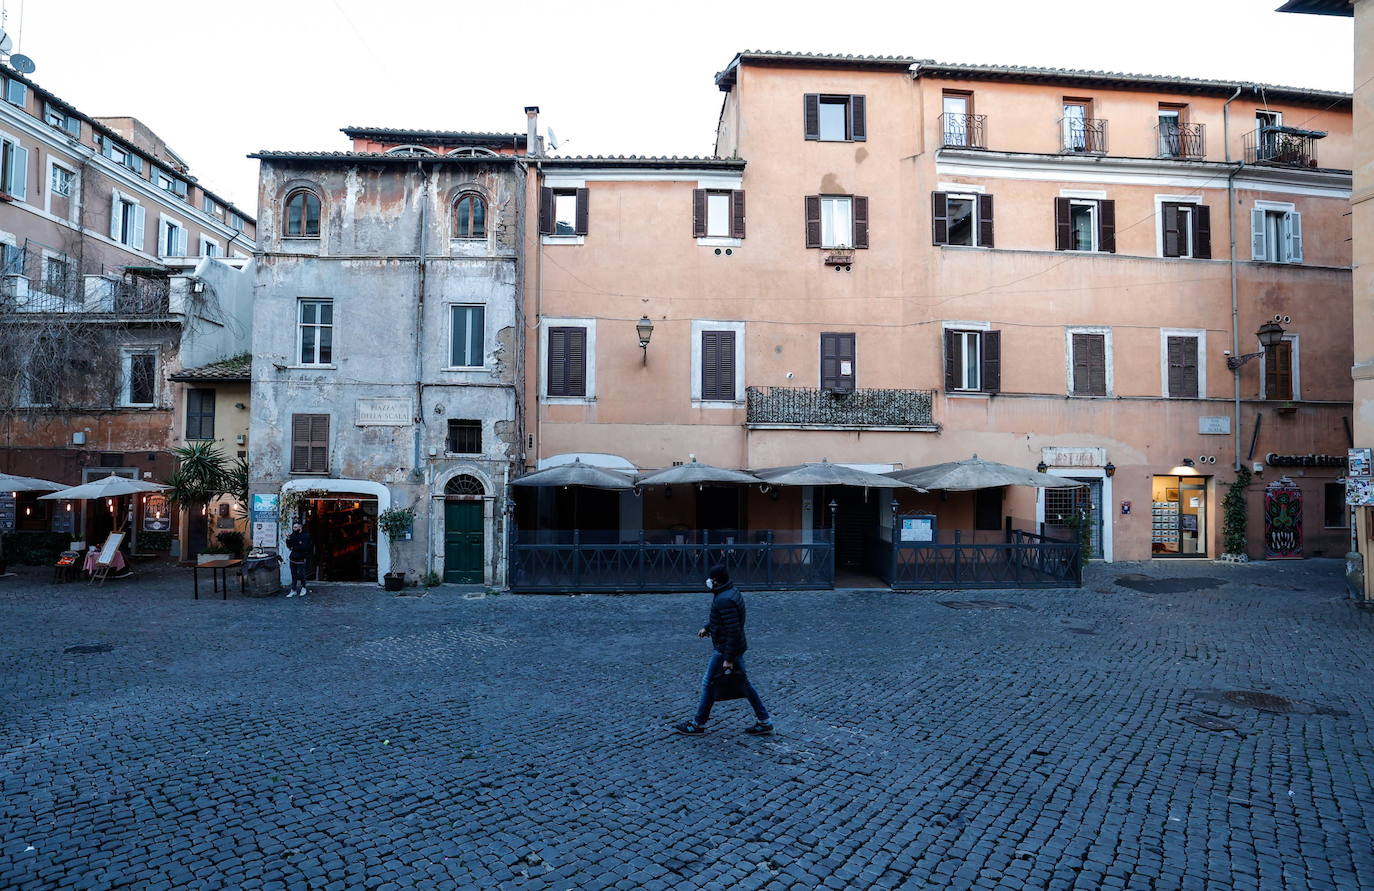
[692,189,707,238]
[980,330,1001,392]
[1162,202,1182,257]
[1193,205,1212,259]
[548,327,587,397]
[1054,197,1072,251]
[1251,208,1267,260]
[853,195,869,249]
[931,192,949,245]
[538,187,554,235]
[730,190,745,239]
[1167,336,1198,398]
[804,195,822,248]
[1098,199,1116,253]
[1266,341,1292,400]
[820,333,855,392]
[574,188,589,236]
[977,194,994,248]
[307,414,329,473]
[547,328,565,396]
[849,95,867,141]
[701,331,736,401]
[291,414,310,473]
[292,413,328,473]
[1073,334,1106,396]
[803,94,821,140]
[944,329,959,391]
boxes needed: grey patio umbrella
[752,460,925,490]
[509,458,636,491]
[0,472,64,493]
[885,454,1083,491]
[38,474,169,501]
[636,459,761,487]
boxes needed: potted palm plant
[377,506,416,591]
[164,442,231,561]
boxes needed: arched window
[446,474,485,496]
[454,193,486,239]
[284,189,321,238]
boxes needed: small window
[1161,202,1212,259]
[290,414,329,474]
[185,388,216,440]
[554,192,578,235]
[1252,206,1302,264]
[1069,332,1109,397]
[43,256,71,298]
[454,193,486,239]
[942,92,973,147]
[154,169,188,199]
[5,78,26,107]
[1165,335,1200,399]
[820,332,855,392]
[706,193,730,237]
[160,219,187,258]
[547,326,588,397]
[284,190,321,238]
[821,196,853,248]
[1,243,22,274]
[123,351,158,406]
[447,419,482,454]
[229,214,246,232]
[0,135,28,201]
[202,196,221,216]
[1325,483,1349,528]
[700,330,738,402]
[1070,202,1096,251]
[200,237,221,258]
[450,304,485,368]
[298,299,334,366]
[1056,198,1115,253]
[112,196,144,248]
[803,94,866,142]
[1264,340,1294,401]
[693,189,745,239]
[50,166,73,197]
[944,329,1001,393]
[932,192,994,248]
[539,188,588,237]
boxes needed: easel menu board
[0,494,14,532]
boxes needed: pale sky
[8,0,1354,215]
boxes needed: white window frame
[540,317,596,403]
[4,78,26,107]
[817,96,851,142]
[1258,332,1300,401]
[820,196,853,249]
[198,235,221,258]
[1065,326,1114,397]
[943,192,981,248]
[705,191,731,238]
[941,320,991,394]
[111,190,144,249]
[120,348,159,408]
[553,191,579,237]
[296,298,335,368]
[0,129,27,202]
[158,214,187,258]
[690,319,746,408]
[1159,328,1207,398]
[446,303,487,370]
[1067,199,1099,253]
[202,195,221,217]
[1152,194,1202,258]
[1251,200,1301,264]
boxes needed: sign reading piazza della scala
[355,398,414,427]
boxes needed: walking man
[675,564,773,736]
[285,521,313,597]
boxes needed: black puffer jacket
[705,584,748,658]
[286,529,313,564]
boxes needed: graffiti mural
[1264,477,1303,559]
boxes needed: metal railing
[111,275,171,315]
[939,112,987,150]
[1244,126,1320,168]
[1060,117,1108,154]
[746,386,936,429]
[1156,121,1205,159]
[0,241,83,312]
[509,528,835,593]
[875,527,1081,589]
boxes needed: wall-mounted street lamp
[1036,461,1049,474]
[1168,458,1199,476]
[1103,461,1116,478]
[636,316,655,364]
[1226,321,1286,370]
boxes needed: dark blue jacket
[286,529,313,564]
[705,584,748,658]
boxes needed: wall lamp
[1168,458,1199,476]
[636,316,655,364]
[1226,321,1285,370]
[1103,461,1116,478]
[1036,461,1049,474]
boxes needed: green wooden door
[444,501,484,583]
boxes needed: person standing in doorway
[285,521,313,597]
[675,564,773,736]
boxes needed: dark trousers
[289,560,307,593]
[695,651,769,725]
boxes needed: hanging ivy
[1223,467,1253,556]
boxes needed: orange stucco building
[521,53,1354,566]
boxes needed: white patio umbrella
[636,459,761,487]
[38,474,169,501]
[0,472,65,493]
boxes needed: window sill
[1068,393,1113,399]
[692,400,744,409]
[289,471,330,476]
[946,391,991,399]
[442,366,489,373]
[444,452,483,458]
[118,403,159,409]
[541,235,586,245]
[936,244,991,250]
[542,396,595,405]
[697,236,742,248]
[287,364,337,371]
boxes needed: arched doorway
[444,474,485,583]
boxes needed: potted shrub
[377,506,416,592]
[197,544,231,565]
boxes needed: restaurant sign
[1264,453,1346,468]
[1041,447,1106,468]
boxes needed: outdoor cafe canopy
[885,455,1083,491]
[752,460,925,491]
[0,472,64,494]
[635,459,761,487]
[509,458,636,491]
[38,474,169,501]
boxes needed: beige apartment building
[520,53,1353,573]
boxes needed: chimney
[524,106,541,157]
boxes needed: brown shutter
[290,414,309,473]
[1193,204,1212,259]
[307,414,329,473]
[944,329,959,391]
[977,194,994,248]
[803,94,820,140]
[1098,199,1116,253]
[730,190,745,239]
[1055,197,1072,251]
[574,188,589,236]
[692,189,707,238]
[548,327,587,397]
[805,195,821,248]
[547,328,567,396]
[538,187,554,235]
[821,333,855,392]
[701,330,736,401]
[853,195,869,249]
[717,331,736,401]
[980,330,1001,393]
[1072,333,1106,396]
[1167,335,1199,398]
[1266,341,1292,400]
[292,413,328,473]
[1162,202,1181,257]
[849,95,867,141]
[931,192,949,245]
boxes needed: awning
[886,455,1084,491]
[510,458,635,491]
[636,459,761,486]
[752,460,924,490]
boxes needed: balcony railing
[940,112,987,150]
[1156,121,1205,159]
[746,386,937,429]
[1060,117,1108,154]
[111,275,171,314]
[1244,126,1322,168]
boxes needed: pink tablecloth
[83,550,126,573]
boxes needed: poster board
[1349,448,1373,479]
[251,494,280,548]
[97,532,125,566]
[1348,479,1374,506]
[900,514,936,542]
[0,494,14,532]
[142,494,170,531]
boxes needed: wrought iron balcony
[1156,121,1205,159]
[1059,117,1108,154]
[1244,126,1322,167]
[939,112,987,150]
[746,386,937,430]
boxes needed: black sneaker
[673,721,705,735]
[744,721,774,736]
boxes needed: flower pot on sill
[1275,403,1298,415]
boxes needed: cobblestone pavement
[2,559,1372,890]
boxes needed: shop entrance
[301,495,378,582]
[1151,475,1208,557]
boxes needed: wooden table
[193,559,244,600]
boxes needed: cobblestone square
[2,559,1372,889]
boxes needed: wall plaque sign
[356,398,414,426]
[1041,447,1105,468]
[1199,417,1230,435]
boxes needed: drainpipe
[415,160,430,575]
[1224,84,1248,472]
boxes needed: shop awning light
[1168,459,1199,476]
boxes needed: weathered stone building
[248,131,527,586]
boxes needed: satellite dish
[9,54,35,75]
[0,31,12,55]
[546,127,559,150]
